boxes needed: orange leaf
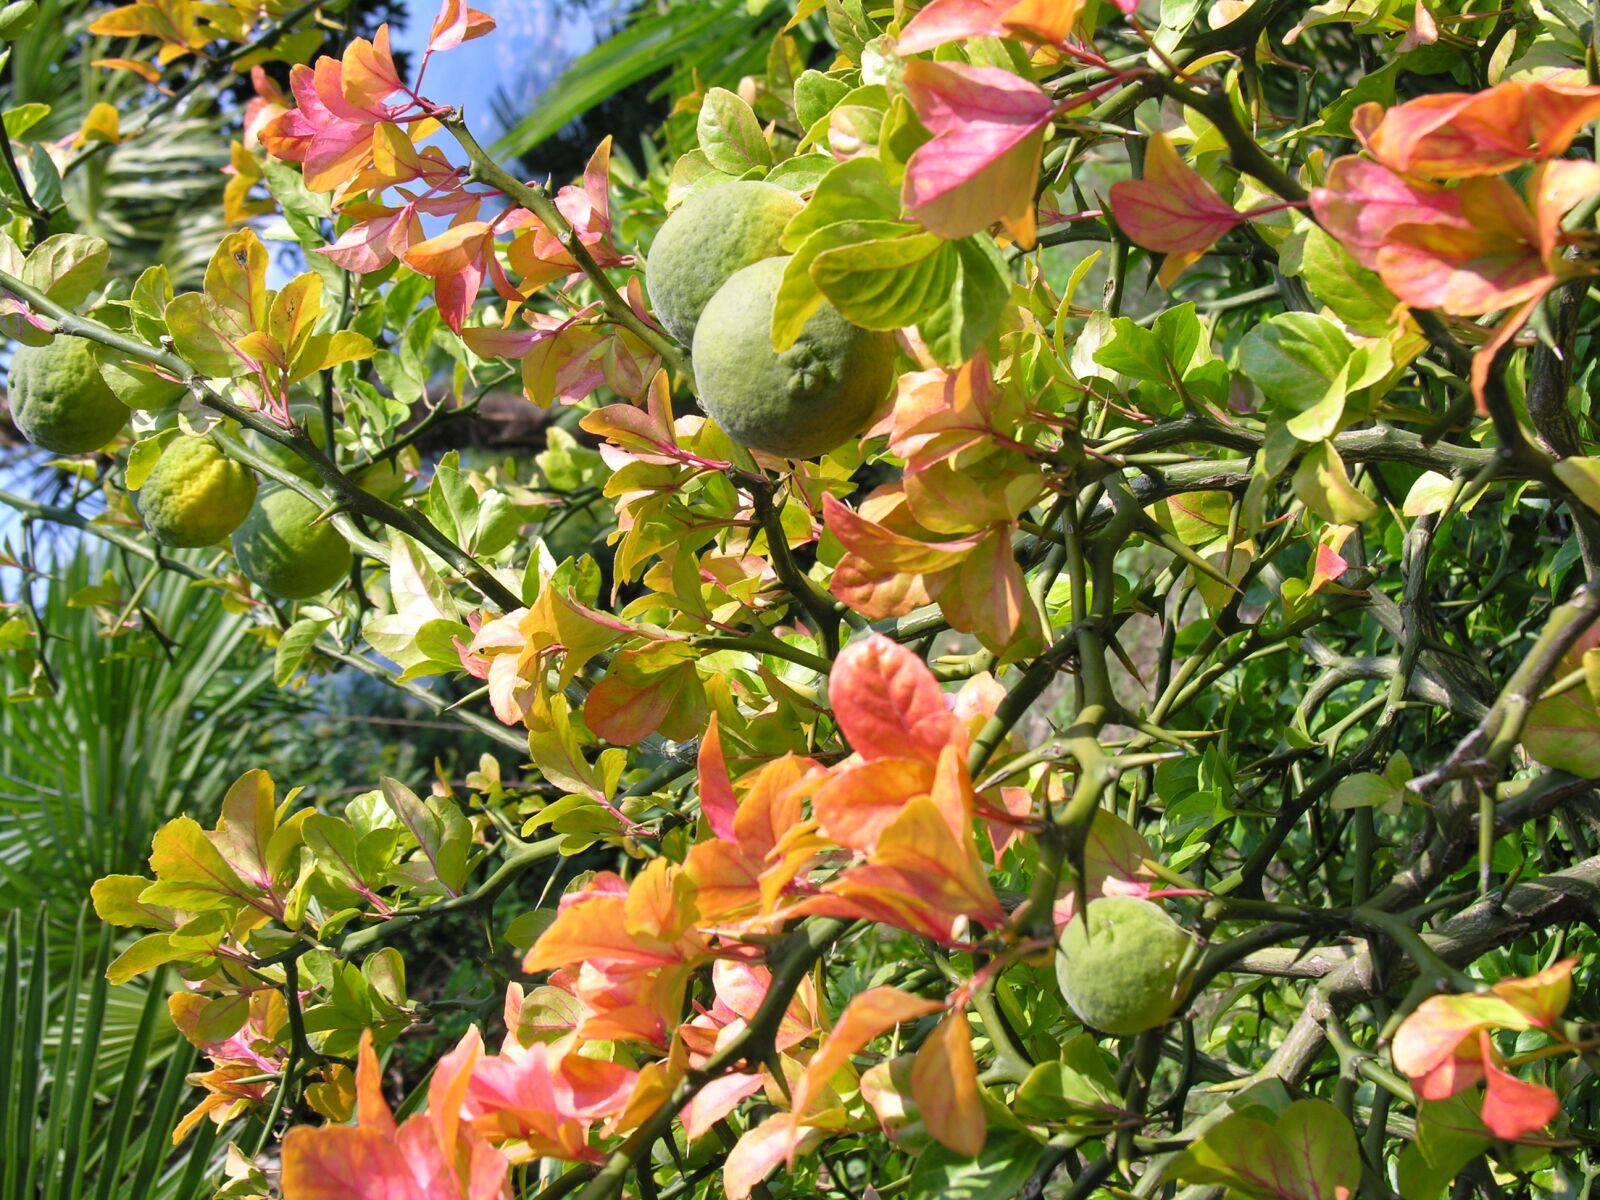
[790,987,943,1129]
[1353,80,1600,178]
[911,1011,986,1156]
[828,632,967,765]
[698,711,739,841]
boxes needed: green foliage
[230,488,352,600]
[0,908,216,1200]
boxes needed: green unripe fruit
[1056,897,1193,1036]
[646,181,804,346]
[692,256,896,460]
[137,438,258,547]
[7,337,129,454]
[232,487,352,599]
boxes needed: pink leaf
[901,60,1054,240]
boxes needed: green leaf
[1239,313,1355,442]
[207,768,279,890]
[138,817,256,913]
[275,616,331,686]
[163,293,244,378]
[907,1130,1039,1200]
[811,229,957,330]
[1330,772,1402,812]
[795,69,850,130]
[773,218,908,350]
[698,87,772,174]
[22,234,109,311]
[1014,1036,1120,1120]
[1282,225,1397,333]
[1292,441,1377,524]
[124,429,178,491]
[1170,1098,1361,1200]
[303,813,369,896]
[380,777,472,896]
[781,157,902,252]
[1554,456,1600,514]
[105,934,185,986]
[2,102,47,137]
[763,153,833,194]
[1396,1095,1492,1200]
[915,235,1011,368]
[1093,318,1169,383]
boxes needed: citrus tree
[6,1,1600,1197]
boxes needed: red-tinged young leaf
[1478,1036,1561,1140]
[428,0,496,53]
[911,1012,986,1156]
[929,523,1040,651]
[896,0,1014,52]
[1376,184,1547,314]
[1311,156,1465,272]
[788,987,944,1130]
[901,59,1054,242]
[585,649,703,745]
[828,631,967,764]
[698,711,740,842]
[1352,80,1600,178]
[680,1073,767,1141]
[725,1116,826,1200]
[1171,1098,1361,1200]
[1392,960,1574,1135]
[281,1029,511,1200]
[1109,133,1244,284]
[812,791,1007,940]
[812,757,938,853]
[340,26,404,112]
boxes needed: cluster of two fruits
[7,337,349,598]
[645,181,898,461]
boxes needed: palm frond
[0,908,220,1200]
[0,542,296,931]
[490,0,780,167]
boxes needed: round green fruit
[692,255,896,460]
[646,180,804,346]
[1056,896,1193,1036]
[137,437,258,547]
[7,337,129,454]
[232,486,352,599]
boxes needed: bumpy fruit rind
[137,437,258,547]
[232,486,352,599]
[1056,896,1193,1036]
[7,336,129,454]
[692,255,896,460]
[645,180,804,346]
